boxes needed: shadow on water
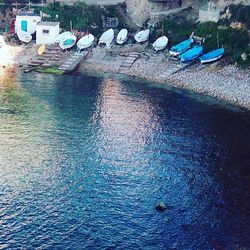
[0,68,250,249]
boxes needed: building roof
[17,12,40,17]
[37,21,59,27]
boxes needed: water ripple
[0,69,250,249]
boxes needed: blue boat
[180,45,203,62]
[199,48,225,64]
[169,38,193,57]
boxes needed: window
[42,29,49,35]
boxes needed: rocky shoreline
[1,44,250,110]
[81,46,250,110]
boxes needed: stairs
[119,52,140,73]
[58,52,88,72]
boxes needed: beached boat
[169,38,193,57]
[199,48,225,64]
[55,31,71,44]
[98,29,114,47]
[153,36,168,51]
[180,45,203,62]
[77,34,95,50]
[38,44,45,55]
[116,29,128,45]
[134,29,150,43]
[59,35,77,50]
[0,35,5,47]
[17,31,32,43]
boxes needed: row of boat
[55,28,154,50]
[37,28,167,51]
[169,38,225,63]
[17,27,225,64]
[55,29,224,64]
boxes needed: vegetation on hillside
[153,6,250,68]
[1,0,247,67]
[37,2,126,36]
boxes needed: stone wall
[125,0,181,26]
[198,0,250,23]
[199,9,221,22]
[48,0,182,27]
[47,0,125,5]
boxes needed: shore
[81,46,250,110]
[1,43,250,110]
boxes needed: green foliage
[163,20,195,47]
[38,2,103,35]
[38,2,126,36]
[220,4,250,29]
[157,18,249,67]
[229,4,250,29]
[35,67,64,75]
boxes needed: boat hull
[180,45,203,62]
[153,36,168,51]
[116,29,128,45]
[60,35,77,50]
[200,54,223,64]
[134,29,150,43]
[99,29,114,47]
[77,34,95,50]
[17,31,32,43]
[169,38,193,57]
[55,31,71,44]
[199,48,225,64]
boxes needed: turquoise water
[0,69,250,249]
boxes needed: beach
[1,43,250,110]
[81,46,250,110]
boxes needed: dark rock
[155,202,167,211]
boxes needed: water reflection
[0,69,249,249]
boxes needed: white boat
[116,29,128,45]
[98,29,114,47]
[0,35,6,47]
[153,36,168,51]
[17,31,32,43]
[77,34,95,50]
[134,29,150,43]
[55,31,71,44]
[59,35,77,50]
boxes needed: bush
[154,18,249,67]
[38,2,126,36]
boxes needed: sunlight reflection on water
[0,69,250,249]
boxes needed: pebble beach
[81,46,250,110]
[1,43,250,110]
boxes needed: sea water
[0,69,249,249]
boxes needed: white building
[36,22,60,45]
[15,13,42,34]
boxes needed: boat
[59,35,77,50]
[55,31,71,44]
[116,29,128,45]
[17,31,32,43]
[199,48,225,64]
[38,44,45,55]
[153,36,168,51]
[0,35,5,47]
[169,38,193,57]
[77,33,95,50]
[134,29,150,43]
[180,45,203,62]
[98,29,114,47]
